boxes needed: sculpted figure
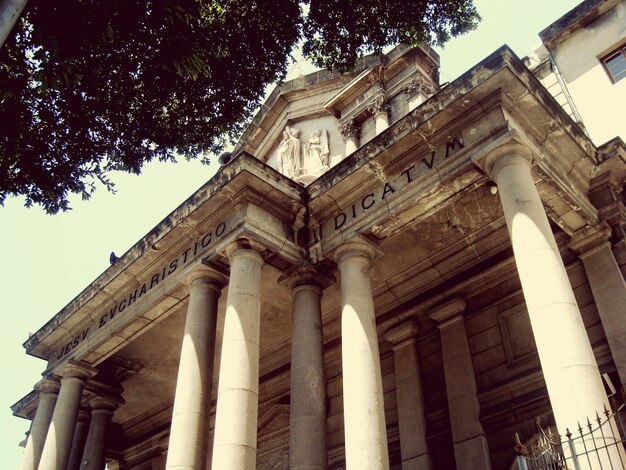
[278,126,301,178]
[301,129,329,175]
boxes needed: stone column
[80,396,122,470]
[38,361,97,470]
[429,299,491,470]
[66,409,91,470]
[339,119,360,156]
[369,96,390,134]
[279,266,330,470]
[334,237,389,469]
[475,140,625,465]
[19,377,60,470]
[211,243,264,470]
[166,269,225,470]
[384,320,432,470]
[570,224,626,390]
[374,112,389,134]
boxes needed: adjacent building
[11,1,626,469]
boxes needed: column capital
[56,360,98,381]
[367,92,390,117]
[333,236,382,265]
[224,237,266,261]
[278,264,335,291]
[384,320,419,349]
[76,408,92,423]
[185,266,227,290]
[339,118,360,140]
[472,131,535,179]
[88,394,124,414]
[35,376,61,395]
[403,72,436,99]
[429,298,467,327]
[568,222,612,257]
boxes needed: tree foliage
[0,0,479,213]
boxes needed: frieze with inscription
[53,221,227,362]
[328,136,464,233]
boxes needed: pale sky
[1,1,583,466]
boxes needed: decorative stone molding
[428,297,466,326]
[568,222,612,256]
[384,320,419,349]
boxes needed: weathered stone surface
[13,32,626,470]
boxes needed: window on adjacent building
[602,44,626,83]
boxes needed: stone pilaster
[474,137,626,466]
[105,460,127,470]
[19,377,60,470]
[279,265,332,470]
[38,361,97,470]
[403,73,435,112]
[166,268,226,470]
[334,237,389,469]
[384,320,432,470]
[81,395,123,470]
[339,118,360,156]
[429,299,491,470]
[211,242,265,470]
[569,223,626,390]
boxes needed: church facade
[12,3,626,470]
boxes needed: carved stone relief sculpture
[301,129,330,176]
[278,126,301,178]
[277,126,331,184]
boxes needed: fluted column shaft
[38,362,96,470]
[20,378,60,470]
[335,239,389,470]
[211,247,263,470]
[166,272,224,470]
[288,275,328,470]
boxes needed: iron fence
[514,399,626,470]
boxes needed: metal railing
[514,400,626,470]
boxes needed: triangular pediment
[231,44,440,185]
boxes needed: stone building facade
[11,2,626,469]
